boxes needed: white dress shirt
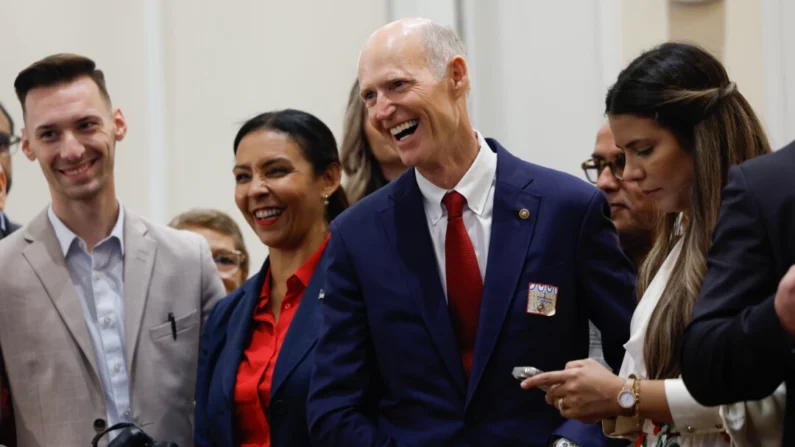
[48,203,132,431]
[415,131,497,298]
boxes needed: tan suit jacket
[0,208,225,447]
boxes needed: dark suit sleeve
[194,303,220,447]
[554,191,636,447]
[307,225,406,447]
[576,191,636,371]
[681,165,795,406]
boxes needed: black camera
[91,422,179,447]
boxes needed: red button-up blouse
[232,235,330,446]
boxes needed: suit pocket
[521,262,568,318]
[149,309,199,341]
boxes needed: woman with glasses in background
[169,209,249,294]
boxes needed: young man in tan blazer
[0,54,225,447]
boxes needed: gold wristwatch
[617,374,640,417]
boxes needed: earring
[324,194,329,206]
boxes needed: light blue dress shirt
[47,203,131,432]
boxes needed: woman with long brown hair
[339,79,406,204]
[521,42,777,446]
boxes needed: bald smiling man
[307,19,636,447]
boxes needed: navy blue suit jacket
[681,141,795,444]
[307,139,636,447]
[195,256,326,447]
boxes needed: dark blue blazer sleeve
[194,302,221,447]
[575,190,635,372]
[553,191,635,446]
[307,223,407,447]
[681,164,795,406]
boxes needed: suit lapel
[123,213,157,373]
[382,171,468,396]
[467,143,539,405]
[21,210,101,385]
[271,253,327,398]
[220,262,266,405]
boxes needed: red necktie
[443,191,483,378]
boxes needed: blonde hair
[339,79,388,204]
[606,43,771,379]
[168,208,250,280]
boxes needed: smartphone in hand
[512,366,549,391]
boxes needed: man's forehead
[593,135,621,159]
[25,78,108,125]
[359,31,424,75]
[358,60,410,85]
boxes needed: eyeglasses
[0,133,21,156]
[212,250,245,279]
[581,155,626,184]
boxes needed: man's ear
[447,55,470,100]
[113,108,128,142]
[0,167,7,209]
[21,127,36,161]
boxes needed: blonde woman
[169,208,250,294]
[521,43,779,446]
[339,79,406,204]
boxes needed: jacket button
[93,418,107,433]
[271,400,288,416]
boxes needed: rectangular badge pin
[526,282,558,316]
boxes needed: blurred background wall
[2,0,793,273]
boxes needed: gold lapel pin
[518,209,530,220]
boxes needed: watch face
[618,390,636,408]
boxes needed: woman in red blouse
[195,109,348,447]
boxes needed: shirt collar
[47,202,126,256]
[415,130,497,225]
[293,233,331,288]
[0,211,6,232]
[258,233,331,304]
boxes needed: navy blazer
[682,141,795,444]
[195,255,326,447]
[307,139,636,447]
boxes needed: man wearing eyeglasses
[581,121,656,268]
[579,122,656,377]
[0,101,20,240]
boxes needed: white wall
[161,0,387,271]
[761,0,795,149]
[0,1,152,224]
[460,0,619,177]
